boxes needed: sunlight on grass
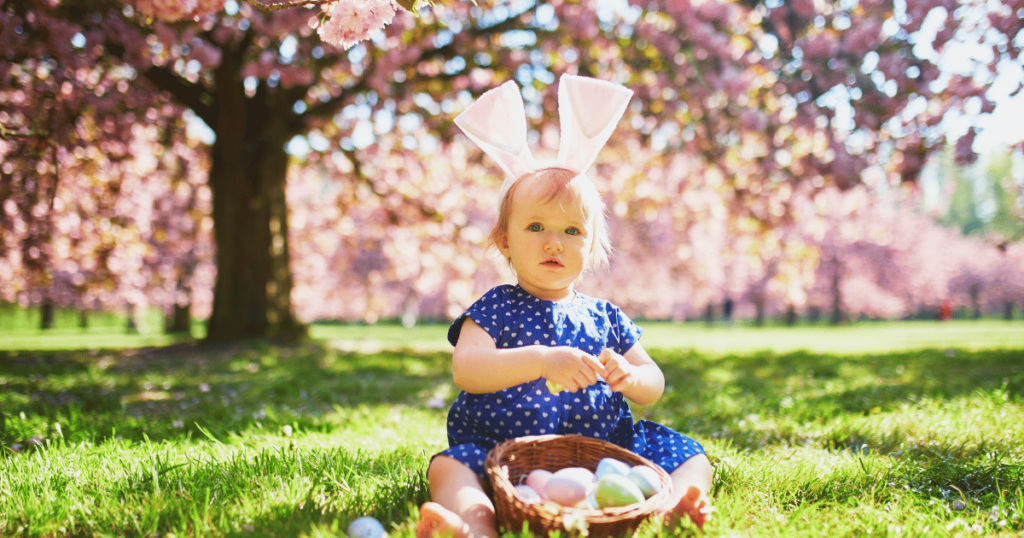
[2,324,1022,537]
[308,320,1024,356]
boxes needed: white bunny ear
[556,74,633,174]
[454,80,539,182]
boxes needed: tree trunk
[204,55,305,343]
[703,303,714,326]
[166,272,193,334]
[808,306,821,323]
[969,283,982,319]
[754,295,765,327]
[40,299,54,330]
[785,304,797,326]
[79,309,88,328]
[830,257,844,325]
[125,303,138,333]
[1004,301,1014,320]
[167,303,192,334]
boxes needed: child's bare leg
[416,456,497,538]
[660,454,714,530]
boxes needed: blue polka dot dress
[435,284,705,477]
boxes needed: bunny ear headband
[454,74,634,204]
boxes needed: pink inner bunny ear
[556,75,634,174]
[454,80,538,180]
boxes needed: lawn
[1,320,1022,537]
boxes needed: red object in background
[940,300,952,321]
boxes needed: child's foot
[416,502,472,538]
[661,485,714,530]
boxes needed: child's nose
[543,236,562,253]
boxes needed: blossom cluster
[312,0,398,49]
[132,0,228,22]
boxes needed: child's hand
[541,347,605,393]
[599,348,638,394]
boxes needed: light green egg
[593,475,646,508]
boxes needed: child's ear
[496,233,511,258]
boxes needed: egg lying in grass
[347,516,387,538]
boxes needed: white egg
[514,484,542,504]
[626,465,663,498]
[347,516,387,538]
[552,466,597,486]
[595,457,631,479]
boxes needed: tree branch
[242,0,331,11]
[141,65,217,126]
[298,1,539,126]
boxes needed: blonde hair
[490,167,611,271]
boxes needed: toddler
[417,75,713,538]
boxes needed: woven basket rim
[485,434,673,536]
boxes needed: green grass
[0,305,206,350]
[310,319,1024,355]
[1,322,1023,537]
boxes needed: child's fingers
[602,363,623,384]
[582,352,607,377]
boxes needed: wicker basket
[485,434,673,538]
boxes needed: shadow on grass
[0,341,453,447]
[3,342,1021,449]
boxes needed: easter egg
[524,469,553,498]
[545,379,564,394]
[595,457,631,479]
[347,516,387,538]
[514,484,542,504]
[626,465,663,498]
[544,476,589,507]
[585,489,599,509]
[593,475,646,509]
[552,466,597,486]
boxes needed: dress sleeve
[607,303,643,355]
[447,286,507,346]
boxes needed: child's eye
[528,223,543,232]
[566,227,581,236]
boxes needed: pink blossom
[316,0,398,49]
[801,34,839,59]
[132,0,226,22]
[133,0,196,22]
[791,0,816,19]
[842,21,881,55]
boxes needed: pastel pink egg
[544,476,589,507]
[525,469,553,498]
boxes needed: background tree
[2,0,1022,340]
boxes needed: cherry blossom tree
[2,0,1022,340]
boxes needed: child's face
[497,179,593,302]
